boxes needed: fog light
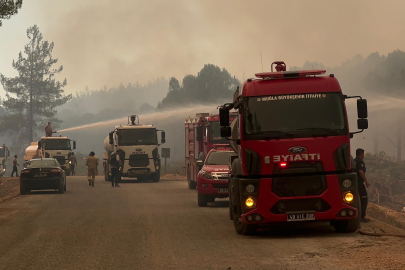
[247,215,253,221]
[246,184,255,193]
[245,197,255,207]
[344,192,354,202]
[349,211,354,216]
[201,183,208,188]
[341,210,347,217]
[343,179,352,188]
[156,166,160,170]
[255,215,261,221]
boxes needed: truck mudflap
[233,173,360,224]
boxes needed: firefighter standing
[69,152,78,176]
[11,155,19,177]
[45,122,53,137]
[355,148,371,223]
[110,150,121,187]
[86,152,99,187]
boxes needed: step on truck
[24,136,77,176]
[0,145,10,178]
[103,115,165,182]
[219,61,368,235]
[185,113,236,190]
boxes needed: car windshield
[244,92,347,140]
[25,160,59,168]
[205,151,235,165]
[43,139,71,150]
[118,128,157,146]
[209,121,228,144]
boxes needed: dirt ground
[0,177,20,203]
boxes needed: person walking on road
[110,150,121,187]
[355,148,371,223]
[69,152,78,176]
[86,152,99,187]
[11,155,19,177]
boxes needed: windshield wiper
[296,128,341,136]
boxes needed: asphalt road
[0,176,405,270]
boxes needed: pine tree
[0,0,23,26]
[0,25,71,150]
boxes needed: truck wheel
[198,193,208,207]
[233,216,257,235]
[152,172,160,182]
[58,178,65,194]
[64,178,67,191]
[333,195,361,233]
[20,184,27,195]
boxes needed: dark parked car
[20,158,66,195]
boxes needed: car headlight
[200,170,212,180]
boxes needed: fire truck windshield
[118,128,158,146]
[205,151,235,165]
[244,92,347,140]
[209,121,228,143]
[43,139,71,150]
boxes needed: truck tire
[58,178,65,194]
[64,178,67,191]
[198,193,208,207]
[152,172,160,182]
[20,184,27,195]
[333,195,361,233]
[187,165,196,189]
[233,216,257,235]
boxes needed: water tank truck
[103,115,165,182]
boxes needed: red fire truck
[219,61,368,235]
[185,113,235,189]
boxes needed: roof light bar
[255,69,326,79]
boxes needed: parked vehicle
[20,158,66,194]
[197,148,237,207]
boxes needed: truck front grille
[270,198,331,214]
[129,154,149,167]
[271,175,327,197]
[54,156,66,166]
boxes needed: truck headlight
[344,192,354,203]
[200,170,212,180]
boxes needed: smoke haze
[1,0,405,96]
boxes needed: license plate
[221,174,229,178]
[218,188,228,193]
[287,212,315,222]
[34,173,47,177]
[132,151,145,154]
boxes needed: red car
[197,149,236,207]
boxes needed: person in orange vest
[86,151,99,187]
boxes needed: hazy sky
[1,0,404,98]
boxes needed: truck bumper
[197,178,229,198]
[235,173,359,225]
[123,168,157,178]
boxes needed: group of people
[84,150,121,187]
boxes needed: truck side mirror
[73,141,76,150]
[219,107,230,126]
[221,127,231,138]
[357,119,368,130]
[7,151,10,157]
[357,99,368,119]
[38,141,42,148]
[161,131,166,144]
[196,126,203,142]
[196,160,203,167]
[109,132,114,144]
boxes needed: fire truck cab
[219,61,368,235]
